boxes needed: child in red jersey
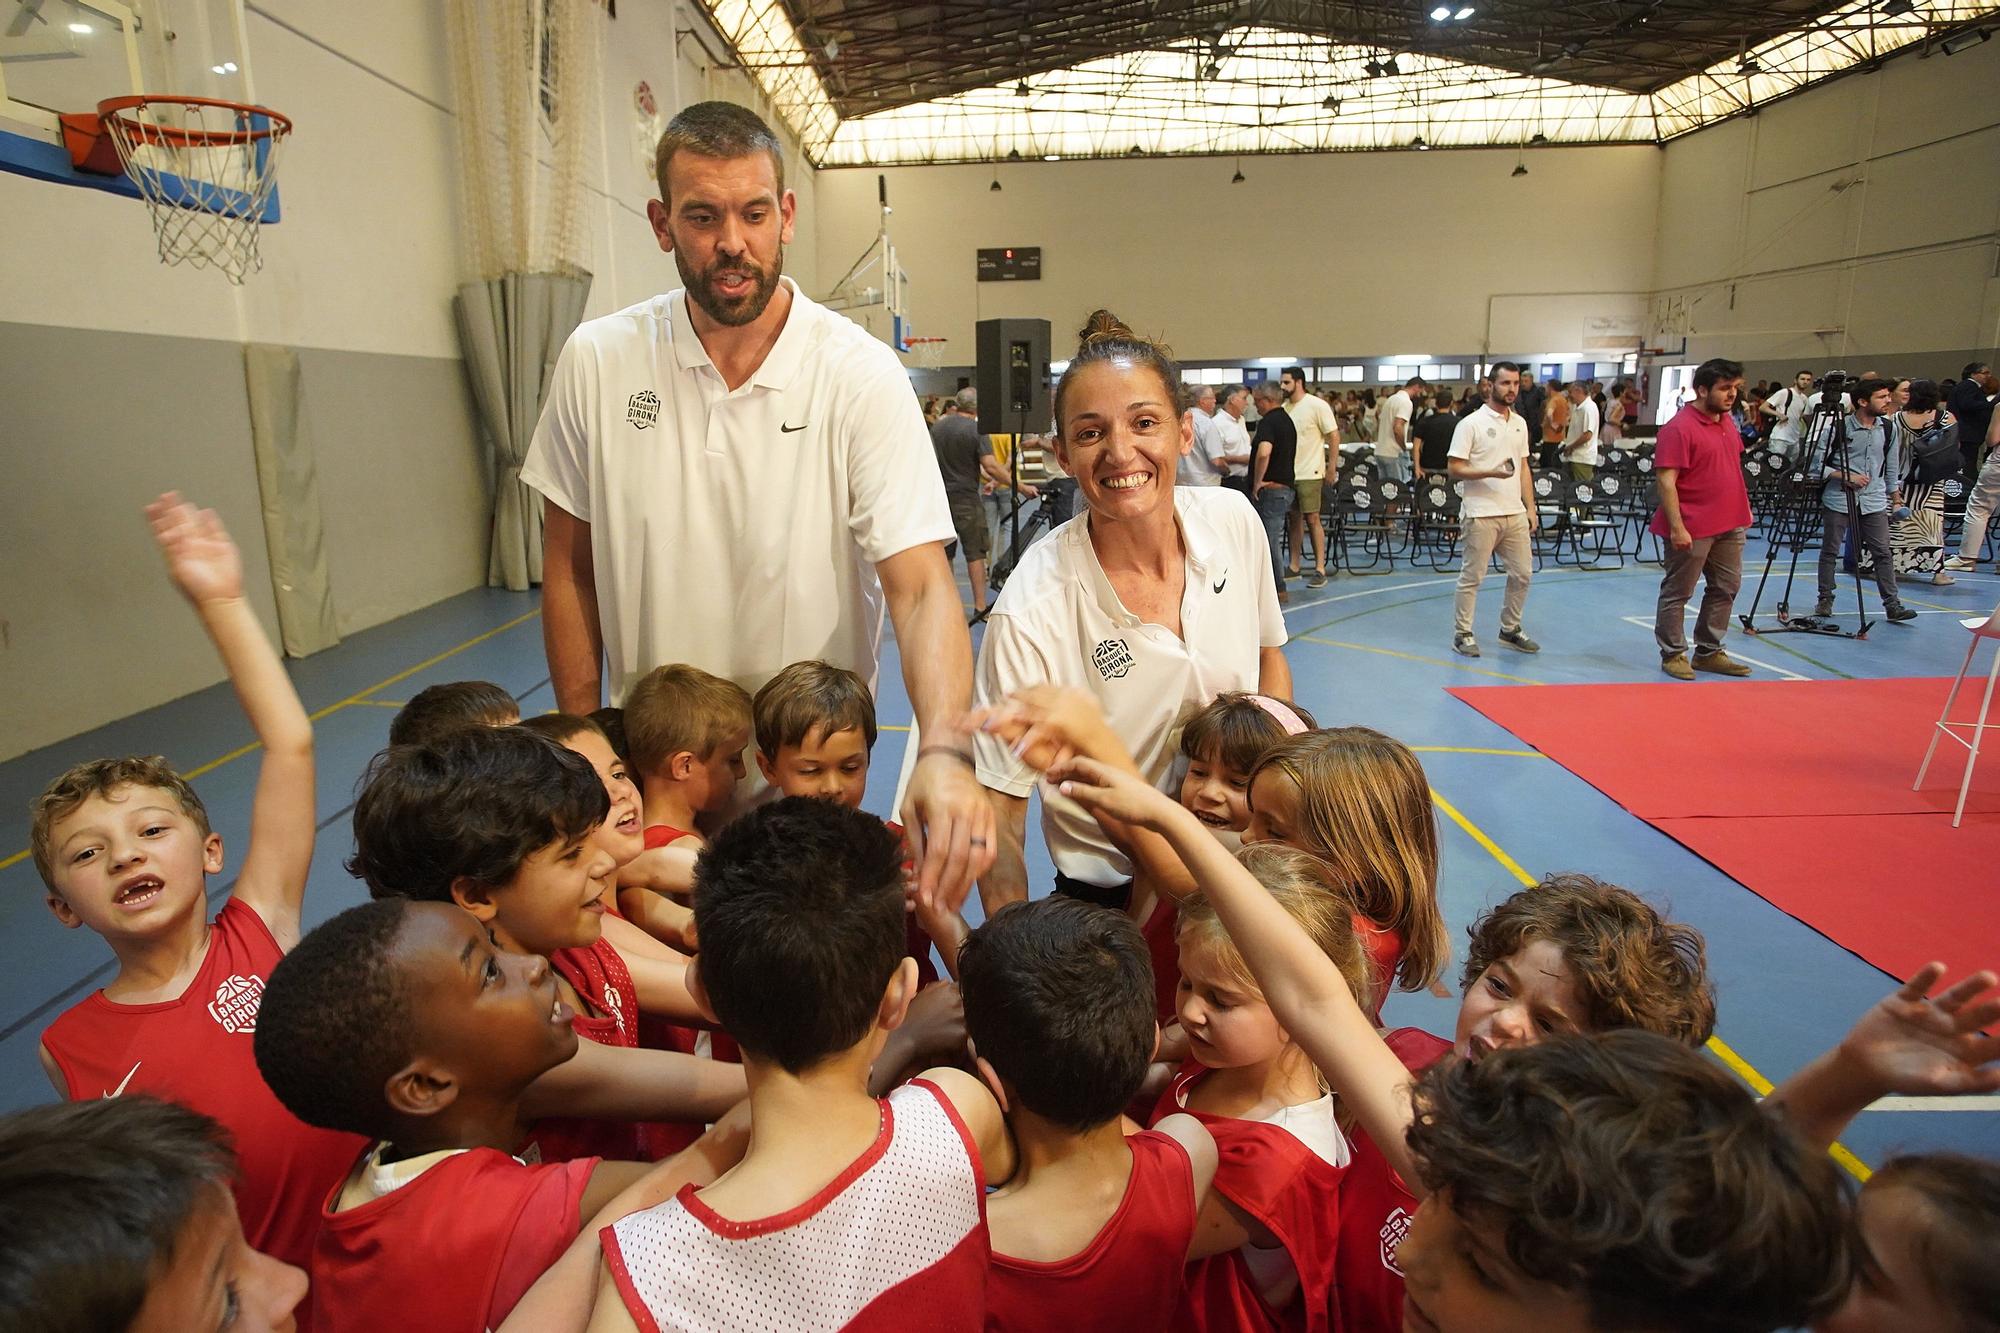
[0,1095,307,1333]
[1760,962,2000,1333]
[253,898,746,1333]
[1150,845,1372,1333]
[348,725,744,1163]
[591,798,1015,1333]
[752,658,966,981]
[958,895,1216,1333]
[1245,727,1448,1021]
[31,493,364,1273]
[615,663,753,945]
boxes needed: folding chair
[1914,601,2000,827]
[1414,481,1462,571]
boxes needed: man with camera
[1813,377,1916,623]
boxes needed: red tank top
[40,899,367,1272]
[1141,897,1181,1023]
[635,821,717,1155]
[1354,913,1407,1024]
[1149,1063,1345,1333]
[985,1130,1197,1332]
[529,936,646,1163]
[308,1147,595,1332]
[883,820,941,988]
[1331,1027,1452,1333]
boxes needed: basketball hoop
[61,95,292,284]
[905,336,949,371]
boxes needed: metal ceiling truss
[698,1,2000,166]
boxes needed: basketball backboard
[0,0,258,197]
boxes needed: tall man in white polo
[522,101,994,907]
[1449,362,1540,658]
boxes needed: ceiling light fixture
[1383,56,1402,76]
[1529,131,1548,145]
[1043,153,1060,161]
[1231,156,1245,184]
[1738,54,1760,73]
[68,21,92,33]
[1940,27,1992,54]
[1412,134,1429,150]
[1882,0,1914,14]
[1364,58,1384,77]
[1429,5,1450,18]
[1322,94,1341,111]
[822,37,839,59]
[990,176,1002,191]
[1512,162,1528,177]
[1455,5,1475,17]
[1014,80,1030,96]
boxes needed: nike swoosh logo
[781,422,809,433]
[1212,578,1227,594]
[104,1061,141,1098]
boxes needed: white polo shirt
[1448,405,1532,518]
[973,487,1287,886]
[1214,410,1252,477]
[521,278,955,702]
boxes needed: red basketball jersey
[40,899,367,1272]
[1141,897,1181,1023]
[1354,914,1407,1026]
[1331,1027,1452,1333]
[1151,1063,1346,1333]
[882,819,941,988]
[602,1079,989,1333]
[985,1129,1197,1333]
[530,934,647,1164]
[307,1146,596,1333]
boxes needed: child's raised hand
[145,491,244,605]
[967,686,1123,775]
[900,981,969,1064]
[1836,962,2000,1098]
[1050,755,1180,831]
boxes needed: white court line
[1283,577,1460,615]
[1616,615,1809,680]
[1867,1095,2000,1112]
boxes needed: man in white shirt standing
[1175,383,1228,488]
[522,101,993,909]
[1281,367,1339,588]
[1375,374,1423,486]
[1562,380,1601,481]
[1214,384,1254,499]
[1759,370,1815,461]
[1449,362,1540,658]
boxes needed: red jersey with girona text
[602,1079,989,1333]
[986,1129,1198,1333]
[1331,1027,1453,1333]
[308,1147,596,1333]
[530,934,646,1163]
[40,899,366,1271]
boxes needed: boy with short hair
[959,897,1217,1332]
[623,663,753,844]
[254,898,745,1333]
[752,659,959,980]
[32,493,363,1271]
[388,679,520,746]
[0,1095,308,1333]
[1397,1030,1851,1333]
[591,798,1015,1333]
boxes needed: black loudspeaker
[975,318,1053,435]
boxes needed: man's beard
[675,245,783,328]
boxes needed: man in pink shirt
[1651,359,1756,680]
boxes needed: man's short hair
[347,726,609,899]
[1853,377,1894,406]
[752,659,878,758]
[388,681,519,748]
[694,797,907,1073]
[654,99,784,203]
[255,898,416,1139]
[1406,375,1426,388]
[625,664,754,776]
[1490,360,1521,378]
[1463,875,1715,1046]
[0,1096,238,1332]
[30,755,210,891]
[1221,384,1246,402]
[1692,358,1745,392]
[959,897,1156,1131]
[1408,1030,1852,1333]
[1252,382,1282,404]
[951,387,977,413]
[1796,369,1816,379]
[1283,365,1306,383]
[1961,361,1989,381]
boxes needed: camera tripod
[968,435,1071,627]
[1738,393,1876,640]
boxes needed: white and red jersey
[602,1078,989,1332]
[41,898,366,1272]
[1331,1028,1453,1333]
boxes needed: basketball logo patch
[207,973,265,1034]
[626,390,660,430]
[1379,1206,1412,1273]
[1091,639,1135,681]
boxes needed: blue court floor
[4,537,1997,1177]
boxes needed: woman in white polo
[973,311,1291,909]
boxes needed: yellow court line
[346,700,410,710]
[1432,785,1873,1182]
[1411,746,1546,758]
[1,609,545,875]
[1296,634,1543,685]
[880,724,912,732]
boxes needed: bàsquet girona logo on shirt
[626,390,660,430]
[1379,1206,1413,1273]
[1091,639,1136,681]
[207,973,266,1034]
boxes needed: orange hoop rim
[97,94,293,148]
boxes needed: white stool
[1914,601,2000,827]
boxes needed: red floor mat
[1449,679,2000,981]
[1448,678,2000,819]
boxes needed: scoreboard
[977,247,1042,281]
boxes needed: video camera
[1816,371,1847,412]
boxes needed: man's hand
[146,493,245,606]
[1018,483,1039,500]
[900,750,997,914]
[1526,510,1540,534]
[1670,524,1694,550]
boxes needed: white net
[100,99,290,285]
[445,0,602,281]
[908,338,949,370]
